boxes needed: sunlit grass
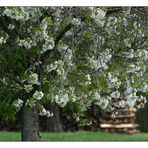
[0,131,148,141]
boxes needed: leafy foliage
[0,7,147,122]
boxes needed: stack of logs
[99,108,139,134]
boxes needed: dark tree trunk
[46,104,63,132]
[21,105,40,141]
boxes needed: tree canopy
[0,7,147,122]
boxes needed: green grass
[0,131,148,141]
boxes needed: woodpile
[61,104,102,131]
[99,108,140,134]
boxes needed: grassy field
[0,131,148,141]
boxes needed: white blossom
[124,38,131,47]
[33,90,44,100]
[94,92,101,100]
[107,73,121,89]
[0,34,9,44]
[24,84,33,92]
[85,74,91,85]
[133,21,137,29]
[18,38,33,49]
[41,38,55,53]
[89,50,112,70]
[118,100,126,108]
[110,90,120,99]
[124,86,133,95]
[0,37,4,44]
[47,60,65,76]
[28,73,40,85]
[138,83,148,93]
[58,44,73,64]
[13,98,23,111]
[8,24,15,30]
[55,93,69,107]
[39,107,53,117]
[123,17,128,26]
[101,99,109,110]
[125,49,135,59]
[127,64,140,73]
[91,8,106,26]
[126,99,135,107]
[46,111,54,117]
[39,107,47,116]
[71,18,81,26]
[95,97,109,110]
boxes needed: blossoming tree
[0,7,147,141]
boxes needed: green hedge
[136,102,148,132]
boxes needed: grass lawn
[0,131,148,141]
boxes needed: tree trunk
[21,105,40,141]
[46,104,63,132]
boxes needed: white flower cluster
[2,7,42,22]
[125,94,137,107]
[39,107,53,117]
[121,49,147,99]
[94,92,113,110]
[137,49,148,61]
[40,18,48,30]
[65,31,73,37]
[95,97,110,110]
[33,90,44,100]
[54,93,69,107]
[13,98,23,111]
[124,49,148,73]
[106,16,118,27]
[8,24,15,30]
[137,95,147,105]
[110,90,120,99]
[52,7,63,18]
[94,92,101,101]
[18,38,33,49]
[40,38,55,54]
[0,37,6,44]
[138,83,148,93]
[3,8,24,21]
[91,8,106,26]
[24,84,33,93]
[69,86,76,102]
[127,64,141,73]
[31,21,48,42]
[28,73,40,85]
[125,49,135,59]
[133,21,141,31]
[78,100,88,111]
[89,51,112,71]
[123,17,128,26]
[71,18,81,26]
[114,100,126,108]
[47,60,65,76]
[124,38,131,48]
[58,44,73,65]
[105,16,120,36]
[124,86,138,107]
[85,74,91,85]
[107,73,121,89]
[0,34,9,45]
